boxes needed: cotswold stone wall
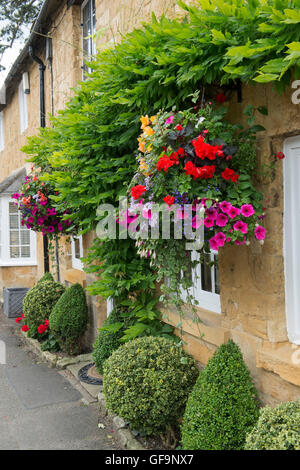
[165,82,300,406]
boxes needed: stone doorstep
[98,393,145,451]
[256,341,300,387]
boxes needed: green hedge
[245,401,300,450]
[49,283,89,355]
[181,340,259,450]
[23,280,65,334]
[37,272,54,284]
[93,309,124,375]
[103,336,199,435]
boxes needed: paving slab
[67,361,102,399]
[0,313,118,450]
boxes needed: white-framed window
[18,80,28,134]
[0,196,36,266]
[180,250,221,314]
[284,135,300,344]
[82,0,96,76]
[71,235,84,270]
[0,112,4,151]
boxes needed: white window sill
[0,261,37,267]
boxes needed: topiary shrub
[49,283,88,355]
[103,336,199,435]
[23,280,65,335]
[37,272,54,284]
[181,340,259,450]
[93,309,124,375]
[245,401,300,450]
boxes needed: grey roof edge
[0,167,27,195]
[0,0,61,111]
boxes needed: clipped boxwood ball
[49,283,88,354]
[93,309,124,375]
[181,340,259,450]
[23,280,65,331]
[245,401,300,450]
[103,336,199,435]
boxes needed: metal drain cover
[78,363,103,385]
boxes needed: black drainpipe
[29,46,49,273]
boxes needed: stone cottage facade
[0,0,300,405]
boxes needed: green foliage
[49,283,88,355]
[245,401,300,450]
[37,272,54,284]
[181,340,259,450]
[93,309,124,375]
[103,336,199,435]
[23,280,65,334]
[85,238,174,341]
[40,333,61,353]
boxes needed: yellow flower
[140,115,150,130]
[138,138,146,153]
[150,115,157,123]
[144,126,155,136]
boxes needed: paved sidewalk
[0,312,117,450]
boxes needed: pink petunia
[234,237,246,246]
[227,206,241,219]
[216,213,228,227]
[204,217,215,228]
[165,116,174,125]
[215,232,226,247]
[233,220,248,234]
[209,236,219,251]
[254,225,266,240]
[241,204,255,218]
[205,207,218,220]
[219,201,231,214]
[192,215,203,229]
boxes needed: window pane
[214,255,220,294]
[74,238,81,259]
[10,231,19,246]
[10,246,20,258]
[8,201,31,260]
[9,215,19,229]
[201,252,212,292]
[21,246,30,258]
[20,230,30,245]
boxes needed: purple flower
[12,193,20,200]
[47,226,55,233]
